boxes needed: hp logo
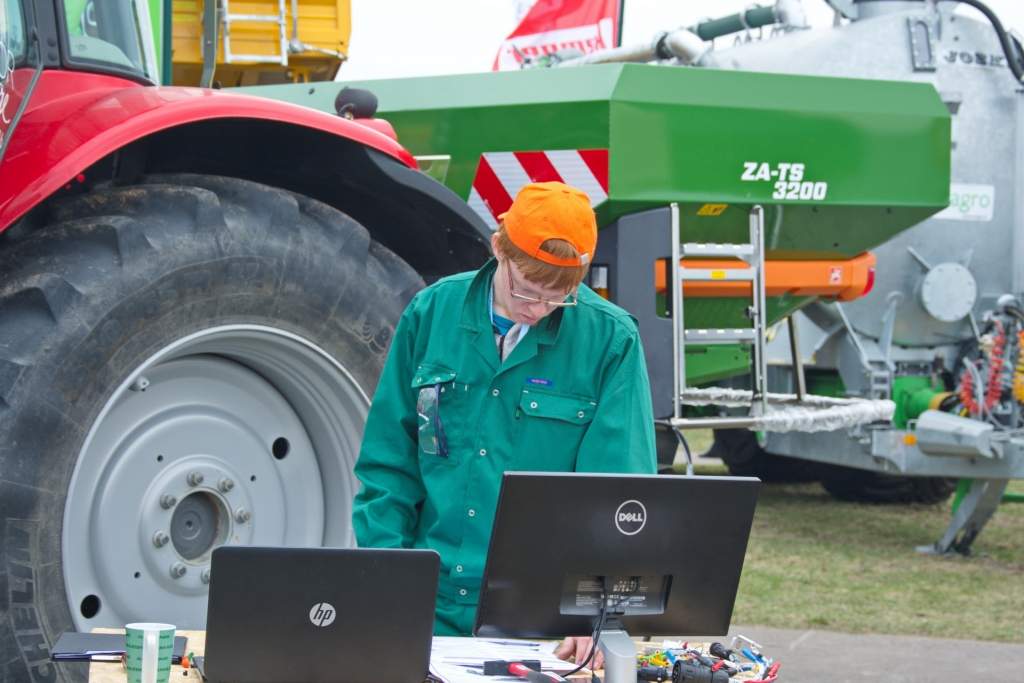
[614,500,647,536]
[309,602,336,627]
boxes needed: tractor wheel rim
[63,325,369,630]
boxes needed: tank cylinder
[855,1,926,20]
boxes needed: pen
[484,640,543,648]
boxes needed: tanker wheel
[818,466,957,504]
[707,429,821,482]
[0,175,422,682]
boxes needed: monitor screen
[474,472,760,639]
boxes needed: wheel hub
[63,326,370,630]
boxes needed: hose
[942,0,1024,83]
[984,319,1007,410]
[1014,330,1024,403]
[958,320,1008,416]
[958,360,979,415]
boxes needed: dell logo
[309,602,336,627]
[615,500,647,535]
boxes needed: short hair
[494,222,590,292]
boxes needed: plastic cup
[124,623,175,683]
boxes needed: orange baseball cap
[499,182,597,267]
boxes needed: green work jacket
[352,258,656,636]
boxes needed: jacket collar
[459,258,563,346]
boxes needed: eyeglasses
[506,262,578,308]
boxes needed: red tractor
[0,3,488,679]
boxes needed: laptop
[199,546,439,683]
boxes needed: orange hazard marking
[655,252,876,301]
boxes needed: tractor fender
[2,70,491,276]
[0,70,413,230]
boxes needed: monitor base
[597,629,637,683]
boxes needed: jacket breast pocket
[412,364,469,467]
[513,388,597,471]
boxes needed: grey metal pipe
[556,0,805,69]
[691,5,779,41]
[556,28,708,67]
[668,416,759,430]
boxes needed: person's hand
[555,637,604,671]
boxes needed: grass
[682,431,1024,643]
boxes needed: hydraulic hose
[983,320,1007,410]
[942,0,1024,83]
[1014,330,1024,403]
[689,6,779,42]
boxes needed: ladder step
[224,54,287,63]
[225,14,283,23]
[684,328,756,344]
[680,269,755,282]
[681,243,755,258]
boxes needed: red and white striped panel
[468,149,609,230]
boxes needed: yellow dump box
[172,0,350,85]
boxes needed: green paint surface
[241,64,950,384]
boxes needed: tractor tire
[707,429,821,482]
[0,175,422,682]
[818,467,957,504]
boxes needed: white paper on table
[429,637,583,683]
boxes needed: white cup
[125,622,176,683]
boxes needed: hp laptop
[199,546,439,683]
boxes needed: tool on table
[671,659,730,683]
[749,662,781,683]
[484,660,568,682]
[707,643,734,661]
[637,665,672,681]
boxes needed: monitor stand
[597,628,637,683]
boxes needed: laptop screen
[204,547,438,683]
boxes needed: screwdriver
[483,660,568,683]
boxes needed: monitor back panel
[475,473,759,638]
[205,546,439,683]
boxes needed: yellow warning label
[710,270,727,280]
[697,203,728,216]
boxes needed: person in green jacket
[352,181,656,663]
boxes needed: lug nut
[170,563,187,579]
[160,494,177,510]
[234,508,251,524]
[218,478,235,493]
[186,471,204,487]
[129,376,150,392]
[152,531,170,548]
[201,568,211,585]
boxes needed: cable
[561,578,640,678]
[561,593,606,678]
[673,428,694,476]
[941,0,1024,83]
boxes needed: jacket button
[530,401,538,409]
[456,564,464,573]
[459,589,468,596]
[479,448,487,456]
[577,411,585,418]
[467,509,476,517]
[492,389,500,397]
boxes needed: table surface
[88,630,206,683]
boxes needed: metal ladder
[671,203,769,425]
[220,0,289,66]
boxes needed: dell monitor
[474,472,760,683]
